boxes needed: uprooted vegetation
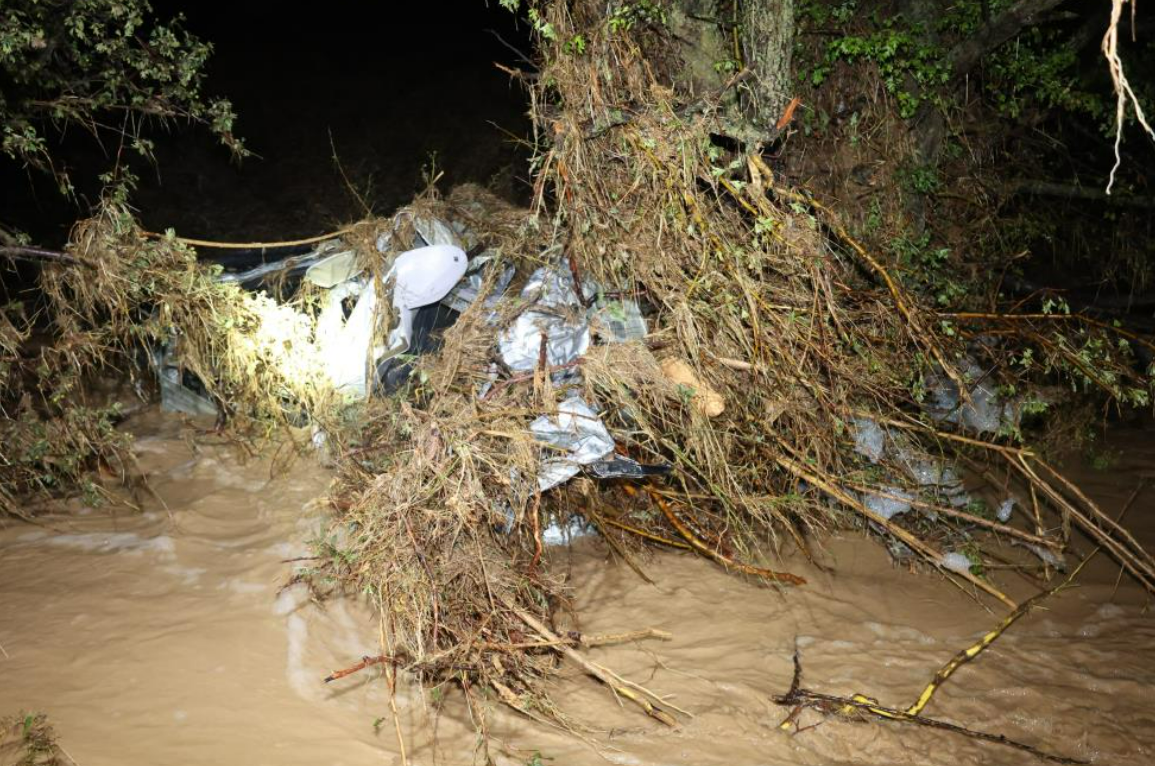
[300,3,1155,719]
[0,712,67,766]
[3,0,1155,755]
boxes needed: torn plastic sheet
[213,239,348,286]
[500,311,590,372]
[376,211,476,254]
[526,261,599,310]
[850,418,969,509]
[496,463,596,545]
[590,297,647,344]
[441,254,516,316]
[863,486,914,521]
[940,551,975,575]
[499,263,593,371]
[529,396,615,492]
[303,250,360,288]
[925,358,1021,435]
[413,216,463,249]
[902,453,969,509]
[495,499,596,546]
[899,450,963,492]
[541,515,596,545]
[852,417,887,462]
[314,278,377,398]
[477,362,500,399]
[852,418,963,490]
[375,213,459,253]
[1026,543,1067,570]
[498,262,647,371]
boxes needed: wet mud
[2,411,1153,765]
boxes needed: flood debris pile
[514,1,1155,590]
[298,0,1155,720]
[4,0,1155,746]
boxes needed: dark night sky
[4,1,536,243]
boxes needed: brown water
[2,410,1154,765]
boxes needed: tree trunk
[667,0,794,142]
[738,0,794,138]
[667,0,736,98]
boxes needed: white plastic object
[316,280,377,398]
[304,250,360,288]
[384,244,467,354]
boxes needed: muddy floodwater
[2,410,1154,765]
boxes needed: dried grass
[0,712,67,766]
[313,0,1155,715]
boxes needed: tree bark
[667,0,795,143]
[739,0,795,138]
[667,0,735,98]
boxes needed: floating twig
[777,561,1093,764]
[775,650,1087,765]
[906,558,1088,716]
[511,605,679,727]
[323,654,394,684]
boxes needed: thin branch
[485,28,537,69]
[771,183,975,409]
[323,654,395,683]
[0,245,84,265]
[140,224,366,250]
[940,310,1155,356]
[510,605,679,727]
[1008,179,1155,209]
[946,0,1066,80]
[775,652,1087,765]
[906,558,1089,717]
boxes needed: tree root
[775,655,1087,765]
[511,606,680,727]
[776,562,1093,764]
[618,483,808,586]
